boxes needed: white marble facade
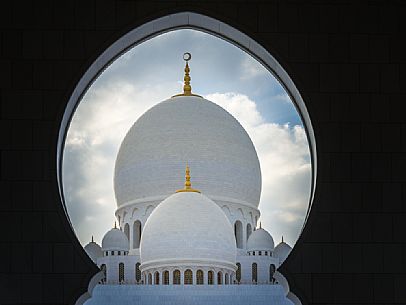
[84,86,293,305]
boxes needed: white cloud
[64,87,311,247]
[240,56,268,80]
[63,80,179,245]
[62,29,311,248]
[206,92,311,245]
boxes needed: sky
[62,29,311,248]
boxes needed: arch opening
[133,220,141,249]
[234,221,243,249]
[59,11,314,305]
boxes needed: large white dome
[114,96,261,209]
[140,191,236,270]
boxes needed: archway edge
[58,11,317,225]
[58,11,315,305]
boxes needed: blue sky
[63,29,311,248]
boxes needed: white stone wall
[97,246,280,286]
[237,252,280,285]
[84,284,294,305]
[116,198,260,251]
[97,253,141,284]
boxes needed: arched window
[124,223,130,242]
[135,263,141,283]
[148,273,152,285]
[154,272,160,285]
[196,270,204,285]
[173,270,180,285]
[225,273,229,284]
[234,221,243,249]
[269,264,276,283]
[184,269,193,285]
[236,263,241,283]
[208,271,214,285]
[119,263,125,283]
[246,223,252,241]
[252,263,257,283]
[163,270,169,285]
[133,220,142,249]
[100,264,106,280]
[217,271,223,285]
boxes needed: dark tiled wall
[1,1,405,304]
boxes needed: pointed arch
[236,262,241,283]
[173,270,180,285]
[234,220,243,249]
[124,223,130,241]
[208,271,214,285]
[247,223,252,241]
[163,270,169,285]
[133,220,142,249]
[252,263,257,283]
[135,263,141,283]
[119,263,125,283]
[184,269,193,285]
[196,270,204,285]
[217,271,223,285]
[270,264,276,283]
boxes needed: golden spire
[172,53,202,98]
[91,235,94,243]
[176,164,201,193]
[114,221,117,229]
[282,236,284,243]
[259,222,262,229]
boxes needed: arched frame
[61,12,315,305]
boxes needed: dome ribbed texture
[114,96,261,209]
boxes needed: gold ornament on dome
[176,164,201,193]
[172,52,202,98]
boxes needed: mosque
[83,53,295,305]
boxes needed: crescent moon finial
[183,52,191,62]
[171,53,202,98]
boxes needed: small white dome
[84,239,102,263]
[140,191,236,270]
[247,228,274,251]
[102,228,129,252]
[274,241,292,263]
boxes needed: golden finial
[176,164,201,193]
[91,235,94,243]
[259,222,262,229]
[172,53,202,98]
[282,236,284,243]
[114,221,117,229]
